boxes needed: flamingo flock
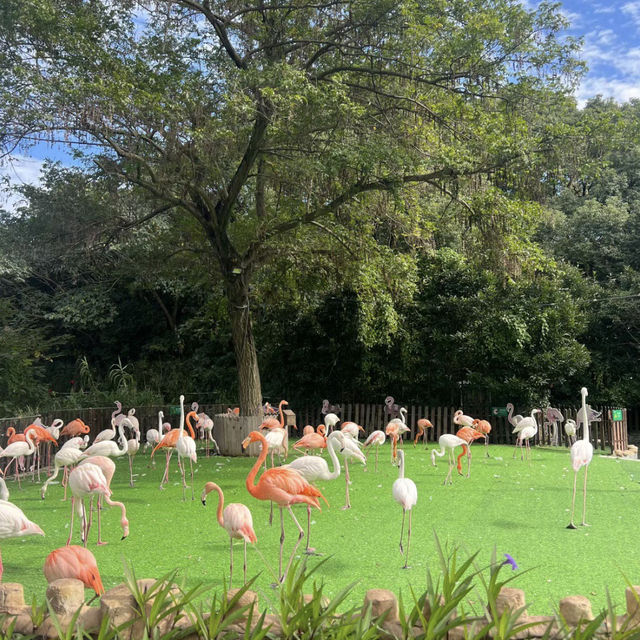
[0,387,599,599]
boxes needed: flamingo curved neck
[246,433,269,496]
[212,484,225,527]
[326,438,341,479]
[278,400,287,428]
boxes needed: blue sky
[2,0,639,210]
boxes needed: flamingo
[414,419,433,448]
[145,411,170,458]
[564,419,577,446]
[363,430,386,472]
[283,431,341,554]
[43,546,105,595]
[341,422,365,440]
[126,426,140,488]
[202,482,257,587]
[453,409,475,428]
[152,406,195,489]
[41,445,86,500]
[92,402,123,444]
[0,491,45,580]
[177,398,198,501]
[385,423,401,465]
[506,403,522,428]
[455,426,485,477]
[514,409,541,461]
[323,413,340,433]
[293,431,327,455]
[6,427,25,445]
[60,419,91,440]
[241,430,327,583]
[392,450,417,569]
[431,434,468,485]
[69,459,129,546]
[568,388,594,529]
[44,419,64,473]
[61,436,89,451]
[332,431,366,510]
[78,455,129,545]
[472,419,492,457]
[0,427,57,487]
[82,419,128,459]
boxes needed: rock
[0,608,33,636]
[559,595,593,626]
[363,589,398,623]
[0,583,25,613]
[226,589,259,619]
[77,605,103,633]
[46,578,85,616]
[626,586,640,620]
[380,619,403,639]
[495,587,528,620]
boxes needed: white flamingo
[283,432,341,554]
[332,431,366,510]
[175,395,197,501]
[568,387,594,529]
[431,434,468,485]
[363,430,386,472]
[564,419,577,446]
[82,420,128,459]
[0,428,55,488]
[93,402,123,443]
[323,413,340,433]
[61,436,89,451]
[506,403,523,428]
[453,409,475,428]
[126,427,140,488]
[392,449,417,569]
[41,445,86,500]
[513,409,541,461]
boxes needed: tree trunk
[226,275,262,415]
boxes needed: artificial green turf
[3,442,640,617]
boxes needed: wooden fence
[0,402,630,454]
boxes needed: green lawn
[3,442,640,618]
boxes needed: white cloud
[0,155,45,213]
[622,1,640,27]
[576,76,640,107]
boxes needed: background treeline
[2,96,639,415]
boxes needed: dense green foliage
[0,1,639,412]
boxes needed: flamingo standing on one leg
[201,481,257,587]
[126,427,140,488]
[177,399,198,501]
[60,419,91,440]
[414,419,433,448]
[241,430,327,583]
[392,450,417,569]
[43,546,105,594]
[283,431,341,554]
[323,413,340,434]
[0,488,45,580]
[431,434,468,485]
[363,430,386,472]
[568,387,594,529]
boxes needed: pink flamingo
[414,419,433,448]
[472,419,492,457]
[76,456,129,545]
[363,430,386,472]
[393,450,417,569]
[60,419,91,439]
[293,431,327,455]
[340,422,365,440]
[0,487,44,580]
[0,427,57,487]
[242,430,327,583]
[43,545,105,594]
[202,481,257,587]
[455,426,485,477]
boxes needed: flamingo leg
[582,465,589,526]
[512,440,519,459]
[178,457,186,501]
[15,459,21,489]
[444,451,454,485]
[567,470,578,529]
[467,449,472,478]
[341,458,351,510]
[67,497,76,545]
[281,506,305,583]
[229,537,234,589]
[278,508,285,580]
[399,508,405,554]
[189,459,195,500]
[403,509,412,570]
[269,501,274,526]
[81,501,88,547]
[304,505,316,555]
[96,496,107,546]
[243,540,247,585]
[485,436,489,457]
[128,456,134,487]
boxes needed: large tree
[1,0,582,412]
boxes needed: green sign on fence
[612,409,623,421]
[491,407,509,417]
[169,405,181,416]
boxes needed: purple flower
[502,554,518,570]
